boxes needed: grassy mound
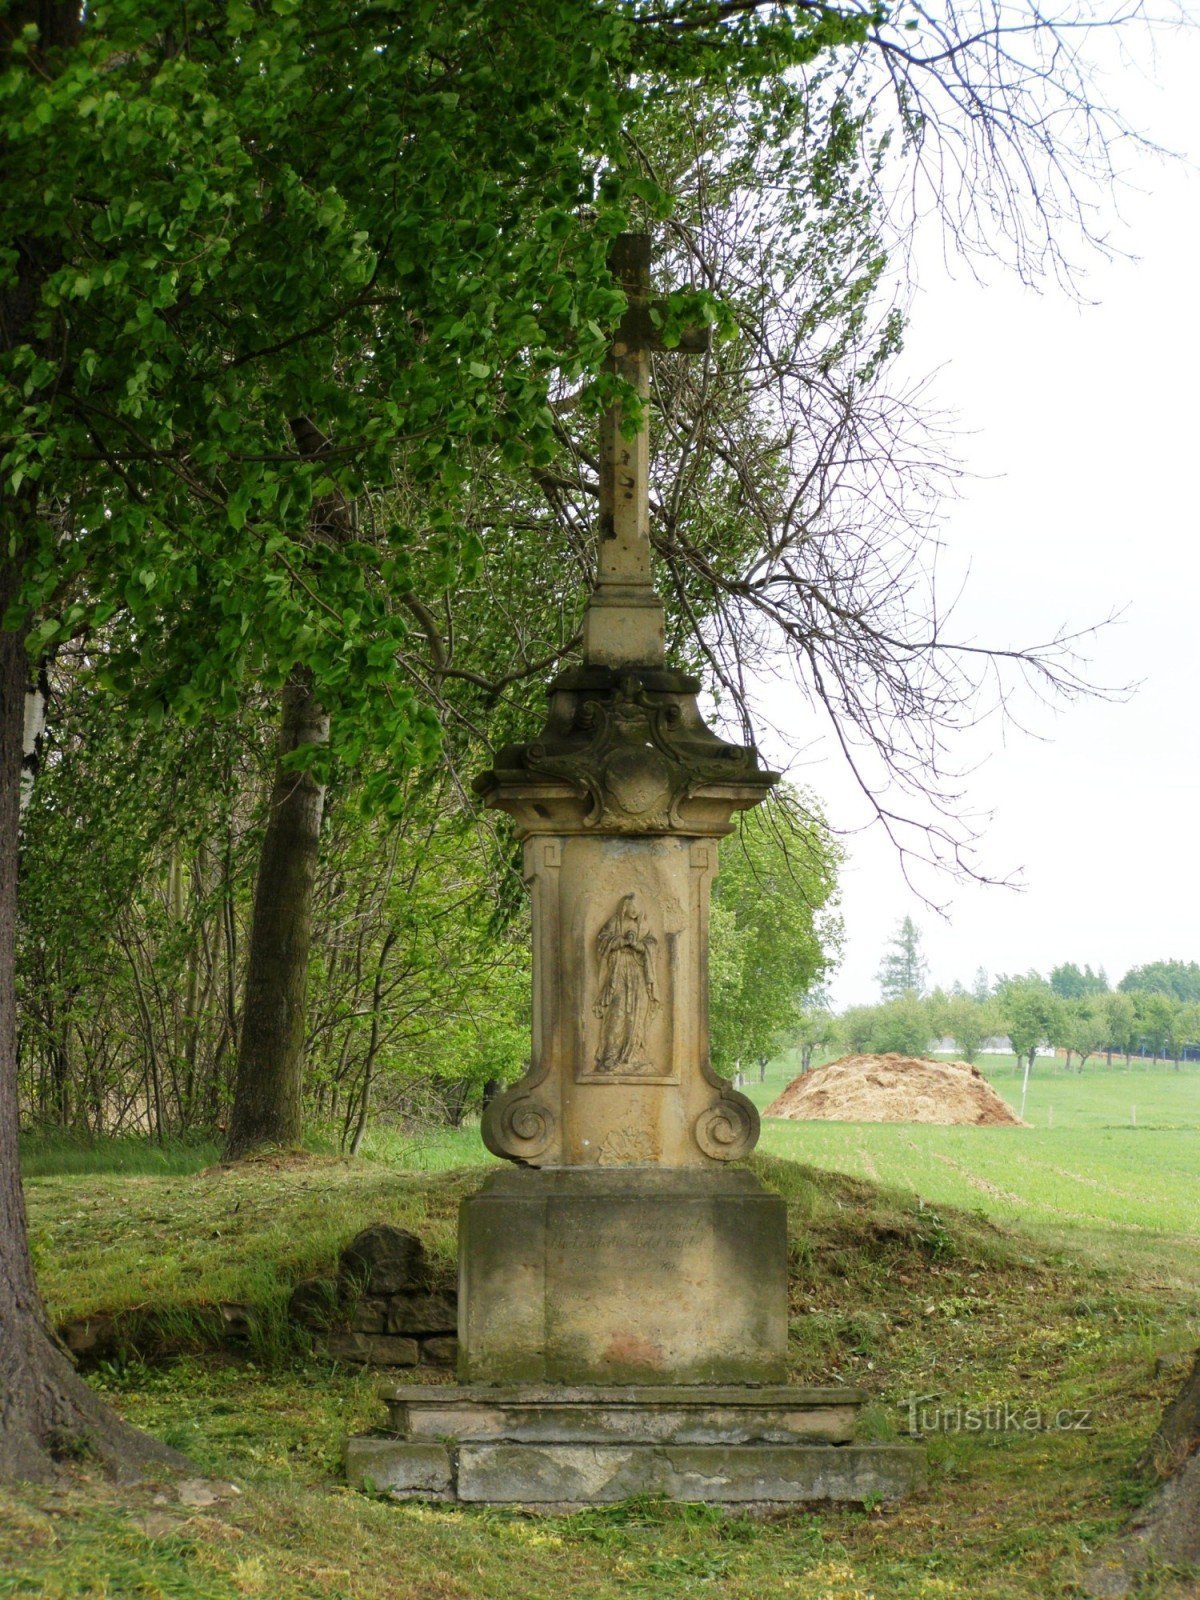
[5,1149,1198,1599]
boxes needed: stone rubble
[289,1223,458,1371]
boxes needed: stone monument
[346,235,924,1506]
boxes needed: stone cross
[584,233,711,669]
[345,232,923,1512]
[473,229,773,1183]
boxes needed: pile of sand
[764,1053,1026,1127]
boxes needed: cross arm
[608,233,713,358]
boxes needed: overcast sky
[756,29,1200,1008]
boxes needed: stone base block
[344,1437,453,1499]
[457,1440,924,1505]
[380,1383,865,1445]
[458,1167,787,1384]
[345,1381,924,1507]
[345,1435,924,1507]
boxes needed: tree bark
[1082,1351,1200,1594]
[0,0,186,1485]
[348,927,397,1157]
[224,675,329,1159]
[0,563,183,1479]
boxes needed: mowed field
[752,1055,1200,1286]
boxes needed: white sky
[757,29,1200,1007]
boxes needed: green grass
[6,1067,1200,1599]
[344,1120,491,1172]
[5,1139,1198,1599]
[18,1131,222,1178]
[26,1153,473,1330]
[750,1059,1200,1288]
[18,1123,486,1180]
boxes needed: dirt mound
[765,1053,1026,1127]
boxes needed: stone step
[379,1382,866,1446]
[344,1435,924,1506]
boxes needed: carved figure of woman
[593,893,659,1073]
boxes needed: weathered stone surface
[362,1335,421,1367]
[58,1314,118,1359]
[323,1332,370,1364]
[382,1384,863,1445]
[479,830,762,1169]
[218,1302,253,1340]
[386,1292,456,1336]
[455,1442,925,1505]
[420,1336,459,1368]
[324,1332,419,1368]
[472,249,771,1172]
[344,1437,453,1497]
[458,1167,787,1385]
[339,1225,426,1295]
[347,1296,390,1334]
[288,1276,339,1328]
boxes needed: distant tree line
[784,923,1200,1072]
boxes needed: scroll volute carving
[482,1079,558,1166]
[693,1083,759,1162]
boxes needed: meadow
[4,1057,1197,1599]
[752,1056,1200,1286]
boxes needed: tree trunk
[1082,1351,1200,1594]
[0,568,182,1479]
[348,928,397,1157]
[0,1,185,1483]
[224,675,329,1159]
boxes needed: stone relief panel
[577,888,679,1085]
[592,894,659,1074]
[593,1126,659,1165]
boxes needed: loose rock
[338,1225,427,1295]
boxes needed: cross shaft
[583,233,711,668]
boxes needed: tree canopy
[1050,962,1108,999]
[1118,961,1200,1004]
[2,0,885,790]
[709,789,842,1074]
[877,915,927,1000]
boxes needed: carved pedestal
[476,664,773,1174]
[343,230,925,1506]
[485,833,756,1169]
[458,1167,786,1385]
[344,659,927,1505]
